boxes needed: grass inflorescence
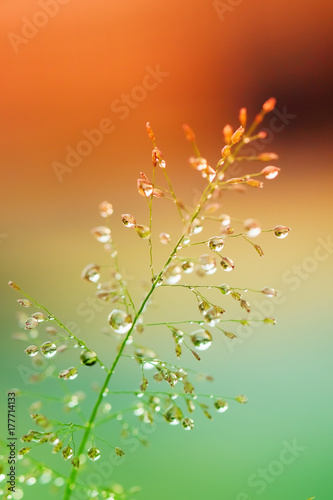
[4,99,290,500]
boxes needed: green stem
[63,162,221,499]
[162,168,186,224]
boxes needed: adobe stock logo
[7,0,71,54]
[236,439,306,499]
[51,65,169,182]
[213,0,245,22]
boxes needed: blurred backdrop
[1,0,333,499]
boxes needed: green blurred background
[1,0,333,498]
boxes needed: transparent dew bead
[219,284,231,294]
[263,317,276,325]
[199,254,216,271]
[273,225,290,239]
[182,261,194,274]
[98,201,113,218]
[87,447,101,461]
[244,218,261,238]
[220,257,235,271]
[208,237,225,252]
[121,214,136,228]
[182,236,191,246]
[163,405,183,425]
[91,226,112,243]
[198,299,210,315]
[25,317,39,330]
[191,329,213,351]
[219,214,231,227]
[25,345,39,357]
[204,307,222,326]
[261,166,280,179]
[46,326,57,335]
[62,446,74,460]
[214,399,229,413]
[80,350,98,366]
[40,341,57,358]
[108,309,133,334]
[163,264,182,285]
[135,224,151,239]
[81,263,101,283]
[188,218,202,236]
[17,299,32,307]
[135,347,158,370]
[222,225,234,235]
[261,287,277,297]
[159,232,171,244]
[96,282,115,301]
[59,367,78,380]
[235,395,248,404]
[32,312,46,322]
[182,417,194,430]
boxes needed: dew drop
[235,394,248,404]
[199,254,216,272]
[182,418,194,430]
[273,225,290,239]
[62,446,74,460]
[219,284,230,295]
[80,350,98,366]
[135,347,158,369]
[96,282,116,301]
[204,307,223,326]
[208,237,225,252]
[182,261,194,274]
[220,257,235,271]
[134,406,145,416]
[17,299,32,307]
[108,309,133,334]
[191,329,213,351]
[32,312,46,323]
[25,345,39,357]
[219,214,231,226]
[214,399,229,413]
[87,447,101,462]
[182,236,191,246]
[121,214,136,227]
[25,317,39,330]
[159,232,171,244]
[163,264,182,284]
[188,218,202,235]
[261,166,280,179]
[163,405,183,425]
[244,219,261,238]
[59,367,78,380]
[91,226,112,243]
[135,224,151,239]
[261,287,277,297]
[40,341,57,358]
[98,201,113,218]
[45,326,57,335]
[81,263,100,283]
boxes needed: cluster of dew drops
[6,104,292,489]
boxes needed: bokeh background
[1,0,333,498]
